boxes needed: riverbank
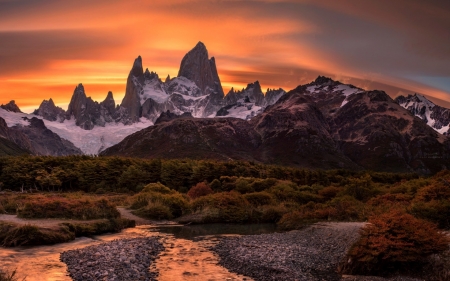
[212,222,424,281]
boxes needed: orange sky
[0,0,449,112]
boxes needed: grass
[0,219,135,247]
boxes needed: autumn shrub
[250,178,277,192]
[62,218,135,236]
[318,186,341,200]
[366,193,412,216]
[268,181,299,201]
[243,191,275,207]
[192,191,251,223]
[277,210,315,230]
[410,200,450,229]
[141,182,176,194]
[235,178,254,194]
[0,223,75,247]
[130,185,190,218]
[132,201,173,220]
[257,203,290,223]
[187,182,213,199]
[209,179,222,191]
[17,197,119,220]
[325,195,366,221]
[340,211,449,276]
[340,174,382,202]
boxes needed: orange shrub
[187,182,214,200]
[340,210,449,275]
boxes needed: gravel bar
[212,222,363,281]
[60,237,164,281]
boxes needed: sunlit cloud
[0,0,448,113]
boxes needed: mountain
[0,117,30,156]
[1,100,22,113]
[101,77,450,174]
[217,82,285,120]
[0,107,82,156]
[395,94,450,135]
[33,98,66,122]
[119,42,226,123]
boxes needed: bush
[0,223,74,247]
[132,201,173,220]
[410,200,450,229]
[17,198,119,220]
[187,182,213,199]
[243,192,275,207]
[277,211,314,230]
[340,211,449,275]
[192,192,251,223]
[129,188,190,219]
[318,186,341,200]
[141,182,175,194]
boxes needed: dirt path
[116,207,154,225]
[117,207,181,226]
[0,214,105,229]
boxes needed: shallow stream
[0,224,279,281]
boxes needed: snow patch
[216,99,262,120]
[0,108,152,155]
[141,78,169,104]
[333,85,363,107]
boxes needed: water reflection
[0,224,279,281]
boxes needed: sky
[0,0,449,112]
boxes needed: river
[0,224,278,281]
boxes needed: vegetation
[0,219,135,247]
[0,155,449,279]
[339,211,449,276]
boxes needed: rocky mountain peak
[144,69,159,81]
[0,100,22,113]
[165,75,171,83]
[314,76,335,85]
[34,98,66,122]
[178,42,224,95]
[131,56,143,77]
[73,84,86,98]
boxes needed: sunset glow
[1,0,449,112]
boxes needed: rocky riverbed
[212,222,364,281]
[212,222,424,281]
[60,237,164,281]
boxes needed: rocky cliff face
[120,56,145,122]
[9,117,82,156]
[395,94,450,135]
[0,117,30,156]
[217,82,285,120]
[65,84,117,130]
[1,100,22,113]
[0,112,81,156]
[102,77,450,174]
[119,42,226,122]
[34,98,66,122]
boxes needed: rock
[34,98,66,122]
[61,238,164,281]
[66,84,116,130]
[1,100,22,113]
[120,56,145,122]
